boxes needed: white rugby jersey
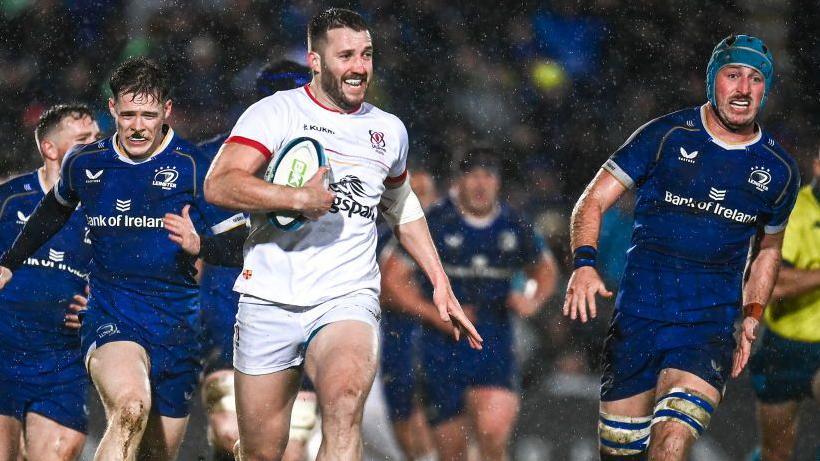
[226,85,408,306]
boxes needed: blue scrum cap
[706,34,774,109]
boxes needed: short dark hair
[458,147,501,175]
[35,103,94,143]
[109,56,170,102]
[308,8,368,52]
[256,60,311,98]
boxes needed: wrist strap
[573,245,597,269]
[743,302,764,320]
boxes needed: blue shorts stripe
[661,391,715,414]
[600,417,652,430]
[654,409,704,434]
[599,435,650,451]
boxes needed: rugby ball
[263,137,328,231]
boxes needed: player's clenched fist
[293,166,335,221]
[562,266,613,323]
[0,266,11,289]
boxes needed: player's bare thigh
[87,341,151,412]
[24,412,85,461]
[234,367,301,458]
[0,415,22,461]
[600,388,656,416]
[303,319,379,398]
[303,320,378,447]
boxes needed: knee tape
[652,387,716,438]
[599,412,651,456]
[204,373,236,414]
[289,392,319,442]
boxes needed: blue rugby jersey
[0,170,91,350]
[603,105,800,322]
[54,127,245,343]
[420,199,546,326]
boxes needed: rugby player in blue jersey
[0,104,99,461]
[379,167,440,461]
[563,35,800,461]
[194,60,312,461]
[382,149,558,461]
[0,57,246,461]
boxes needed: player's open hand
[0,266,11,290]
[165,204,201,255]
[731,316,759,378]
[433,281,483,350]
[563,266,612,323]
[295,167,335,221]
[64,286,89,330]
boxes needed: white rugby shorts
[233,292,381,375]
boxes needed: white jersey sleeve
[385,118,409,185]
[226,94,291,160]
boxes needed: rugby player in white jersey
[204,8,483,461]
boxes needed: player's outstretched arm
[732,231,784,378]
[393,217,483,349]
[0,190,75,290]
[204,142,334,218]
[563,169,626,323]
[770,265,820,301]
[380,249,460,334]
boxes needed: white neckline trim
[36,168,49,194]
[112,127,175,164]
[699,104,761,150]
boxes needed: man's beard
[319,64,368,112]
[715,99,756,132]
[320,65,360,112]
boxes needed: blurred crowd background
[2,0,819,459]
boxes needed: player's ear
[163,99,173,119]
[308,50,322,74]
[39,139,58,162]
[108,97,117,119]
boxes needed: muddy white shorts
[233,292,381,375]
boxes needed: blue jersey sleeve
[54,147,82,206]
[763,160,801,234]
[603,117,668,189]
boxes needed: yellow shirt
[766,185,820,342]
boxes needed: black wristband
[573,245,597,269]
